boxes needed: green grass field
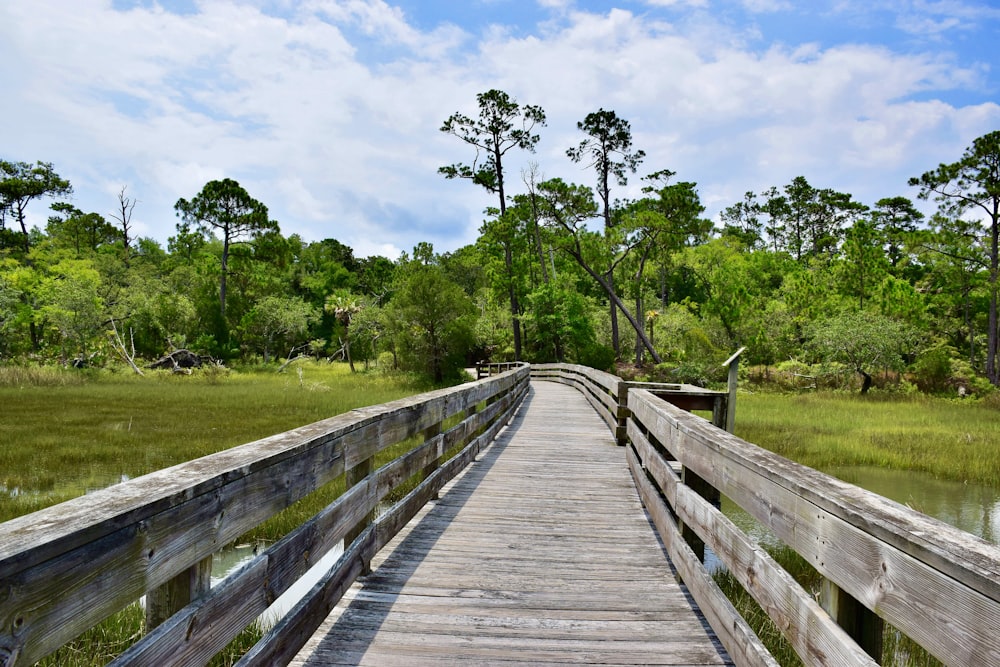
[0,362,432,524]
[734,391,1000,487]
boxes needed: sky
[2,0,999,259]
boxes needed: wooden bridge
[2,364,1000,666]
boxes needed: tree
[440,89,546,360]
[871,196,923,275]
[390,252,476,383]
[837,220,889,310]
[39,259,105,361]
[566,109,645,358]
[761,177,866,263]
[46,204,117,256]
[909,131,1000,385]
[109,186,137,267]
[174,179,276,322]
[325,290,362,372]
[625,171,709,363]
[0,160,72,255]
[239,295,315,363]
[808,310,918,394]
[536,177,661,363]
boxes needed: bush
[576,343,616,372]
[911,345,954,394]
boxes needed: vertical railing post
[421,420,443,499]
[345,456,374,575]
[615,380,629,446]
[821,579,884,662]
[145,555,213,631]
[722,347,746,433]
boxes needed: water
[826,466,1000,544]
[211,540,345,623]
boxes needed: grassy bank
[0,362,431,523]
[734,391,1000,487]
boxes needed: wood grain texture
[290,381,731,667]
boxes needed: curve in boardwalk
[291,380,732,666]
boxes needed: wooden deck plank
[290,381,732,666]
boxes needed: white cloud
[1,1,997,257]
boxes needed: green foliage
[240,295,316,362]
[522,279,598,363]
[577,342,616,372]
[807,310,919,392]
[389,254,476,383]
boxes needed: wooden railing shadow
[291,386,534,664]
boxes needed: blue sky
[2,0,998,258]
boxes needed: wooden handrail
[0,365,530,666]
[626,386,1000,667]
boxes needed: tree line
[2,96,999,392]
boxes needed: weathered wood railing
[533,363,1000,666]
[0,364,529,666]
[630,388,1000,664]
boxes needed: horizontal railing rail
[0,364,530,666]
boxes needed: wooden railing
[0,364,529,666]
[533,363,1000,666]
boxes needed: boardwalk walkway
[290,380,732,666]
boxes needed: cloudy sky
[2,0,998,259]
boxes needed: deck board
[290,380,732,666]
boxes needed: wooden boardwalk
[290,380,732,666]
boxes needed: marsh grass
[35,603,265,667]
[735,392,1000,487]
[0,362,431,524]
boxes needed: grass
[714,543,943,666]
[0,361,432,524]
[35,603,265,667]
[734,391,1000,487]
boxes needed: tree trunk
[505,242,522,360]
[987,210,999,385]
[635,293,644,366]
[608,273,620,359]
[570,251,660,363]
[345,337,356,373]
[220,236,230,320]
[858,369,873,394]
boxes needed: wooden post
[345,457,374,575]
[145,555,213,631]
[615,380,628,446]
[722,347,746,433]
[422,421,443,500]
[821,579,884,662]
